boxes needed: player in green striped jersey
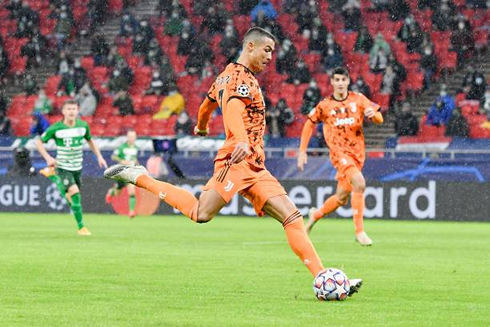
[35,100,107,236]
[105,130,139,218]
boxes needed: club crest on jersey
[237,84,250,97]
[334,117,355,126]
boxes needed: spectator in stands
[445,107,469,138]
[105,45,124,68]
[193,0,214,16]
[57,69,77,97]
[406,29,423,54]
[177,20,196,56]
[275,38,297,74]
[432,0,457,31]
[482,88,490,120]
[158,55,176,85]
[30,112,50,136]
[108,69,129,94]
[254,11,286,42]
[118,61,134,86]
[369,34,391,73]
[6,0,23,19]
[174,111,193,136]
[287,59,311,85]
[387,53,407,86]
[146,71,166,96]
[350,77,372,98]
[113,91,135,116]
[0,92,7,116]
[380,65,399,97]
[426,96,455,126]
[159,0,187,18]
[296,1,319,32]
[342,0,361,32]
[133,33,150,56]
[323,46,344,74]
[301,79,322,115]
[419,32,434,54]
[439,84,456,108]
[466,0,487,8]
[0,111,13,136]
[420,45,438,89]
[0,43,10,79]
[57,50,73,75]
[395,102,419,136]
[200,59,217,81]
[451,18,475,65]
[220,24,241,62]
[91,33,110,66]
[88,0,108,33]
[354,26,374,54]
[153,86,185,120]
[463,66,487,101]
[165,10,184,36]
[76,84,97,116]
[266,98,294,138]
[120,11,139,37]
[24,73,38,96]
[307,18,329,52]
[201,5,227,35]
[146,39,165,66]
[21,34,48,68]
[139,19,155,44]
[251,0,278,22]
[372,0,390,11]
[73,59,88,92]
[54,11,74,50]
[388,0,410,21]
[33,89,53,115]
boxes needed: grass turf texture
[0,213,489,327]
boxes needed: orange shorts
[203,159,287,215]
[334,156,363,192]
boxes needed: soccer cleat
[39,166,56,178]
[104,164,149,184]
[348,279,363,297]
[128,210,136,219]
[77,227,92,236]
[355,231,373,246]
[305,207,318,234]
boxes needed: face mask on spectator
[458,22,465,30]
[114,70,120,77]
[475,77,483,85]
[60,13,67,19]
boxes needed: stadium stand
[0,0,488,146]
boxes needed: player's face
[127,131,137,144]
[331,74,350,94]
[249,37,275,73]
[62,104,79,121]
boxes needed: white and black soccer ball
[45,184,68,211]
[237,84,250,97]
[313,268,351,301]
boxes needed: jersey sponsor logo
[55,127,87,138]
[333,117,355,126]
[237,84,250,97]
[224,180,234,192]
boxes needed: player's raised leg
[305,188,348,234]
[104,164,226,223]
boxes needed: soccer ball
[313,268,351,301]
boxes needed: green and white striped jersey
[113,143,138,165]
[41,119,92,171]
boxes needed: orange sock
[351,191,365,234]
[136,175,199,221]
[283,210,324,276]
[314,195,343,220]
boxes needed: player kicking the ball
[104,27,362,295]
[297,67,384,246]
[105,129,139,218]
[36,100,107,235]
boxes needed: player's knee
[337,195,349,206]
[351,176,366,192]
[196,212,214,224]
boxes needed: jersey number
[218,89,224,109]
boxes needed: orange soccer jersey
[307,92,380,174]
[207,62,267,169]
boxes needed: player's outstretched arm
[87,139,108,168]
[365,107,384,124]
[35,138,56,167]
[297,120,315,171]
[195,97,219,136]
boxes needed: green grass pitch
[0,213,489,326]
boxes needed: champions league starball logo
[45,184,68,211]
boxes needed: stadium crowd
[0,0,489,141]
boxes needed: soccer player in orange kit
[103,27,362,293]
[297,67,384,246]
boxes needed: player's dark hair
[243,27,277,45]
[61,99,78,109]
[332,67,350,78]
